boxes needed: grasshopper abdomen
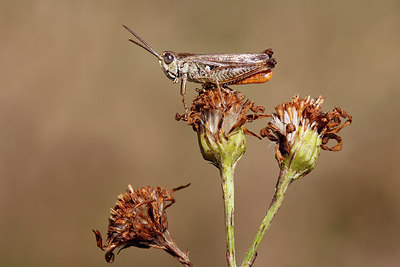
[234,71,273,85]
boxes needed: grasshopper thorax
[159,51,180,83]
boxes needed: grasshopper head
[159,51,179,83]
[123,25,180,83]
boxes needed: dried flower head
[176,85,267,168]
[93,184,192,266]
[260,95,352,178]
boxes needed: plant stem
[241,165,299,267]
[163,230,193,267]
[221,159,237,267]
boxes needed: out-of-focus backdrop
[1,1,399,266]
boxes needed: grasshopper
[123,25,277,111]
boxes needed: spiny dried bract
[93,185,177,263]
[260,95,352,174]
[176,85,268,138]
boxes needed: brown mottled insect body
[178,51,276,85]
[123,25,277,110]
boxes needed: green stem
[241,165,299,267]
[221,160,236,267]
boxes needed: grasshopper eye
[163,52,174,64]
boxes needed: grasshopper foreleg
[180,74,189,113]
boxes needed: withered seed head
[260,95,352,177]
[93,184,190,263]
[176,85,268,168]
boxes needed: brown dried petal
[242,126,262,139]
[321,133,343,151]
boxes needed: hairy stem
[241,165,298,267]
[221,160,237,267]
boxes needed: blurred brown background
[1,1,399,266]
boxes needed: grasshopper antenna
[122,25,162,60]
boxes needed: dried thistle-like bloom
[93,184,192,266]
[260,94,352,178]
[176,85,267,168]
